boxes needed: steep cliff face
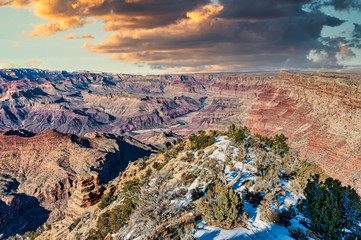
[0,129,153,237]
[246,72,361,191]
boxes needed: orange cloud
[336,44,355,61]
[30,18,86,37]
[340,29,352,33]
[64,33,75,40]
[81,34,94,39]
[64,33,94,40]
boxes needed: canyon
[0,69,361,237]
[0,129,153,238]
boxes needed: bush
[87,198,134,239]
[197,181,248,228]
[182,172,196,186]
[289,227,308,240]
[189,132,215,150]
[69,218,81,232]
[301,177,361,239]
[24,231,41,240]
[226,124,250,143]
[98,192,116,210]
[242,189,263,207]
[189,187,204,201]
[123,179,141,195]
[152,161,165,171]
[122,174,187,239]
[254,133,289,157]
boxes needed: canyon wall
[0,129,153,237]
[246,72,361,191]
[0,69,360,197]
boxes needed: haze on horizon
[0,0,361,74]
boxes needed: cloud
[64,33,94,40]
[64,33,75,40]
[30,18,87,37]
[0,61,16,69]
[26,60,43,68]
[85,1,348,71]
[1,0,208,36]
[81,34,94,39]
[1,0,361,71]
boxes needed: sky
[0,0,360,74]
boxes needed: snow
[194,220,294,240]
[192,136,311,240]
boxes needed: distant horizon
[2,67,361,76]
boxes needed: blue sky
[0,6,154,73]
[0,0,360,73]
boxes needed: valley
[0,69,361,239]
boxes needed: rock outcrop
[65,172,105,219]
[0,129,153,238]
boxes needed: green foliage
[87,198,134,240]
[301,177,361,239]
[254,133,289,157]
[68,218,81,232]
[189,132,215,150]
[98,192,116,210]
[122,179,141,195]
[139,161,147,171]
[294,160,328,188]
[152,161,165,171]
[163,141,185,162]
[226,124,250,143]
[197,181,248,228]
[46,224,51,231]
[24,231,41,240]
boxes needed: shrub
[152,161,165,171]
[197,181,248,228]
[226,124,250,143]
[242,189,263,207]
[189,132,215,150]
[289,227,308,240]
[259,200,280,224]
[69,217,81,232]
[139,161,147,170]
[98,192,116,210]
[277,208,295,227]
[122,178,141,198]
[88,198,134,239]
[189,187,204,201]
[122,174,186,239]
[301,177,361,239]
[182,172,196,186]
[254,133,289,157]
[24,231,41,240]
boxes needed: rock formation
[0,129,153,238]
[0,69,360,198]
